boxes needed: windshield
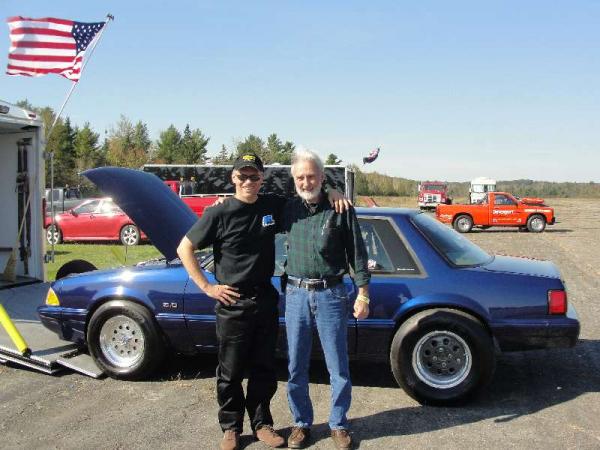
[423,184,445,191]
[412,213,493,266]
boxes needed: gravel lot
[1,198,599,449]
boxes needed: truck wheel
[120,224,140,246]
[46,225,62,245]
[390,308,495,405]
[87,300,165,380]
[527,215,546,233]
[453,215,473,233]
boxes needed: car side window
[274,234,287,276]
[494,194,514,206]
[99,201,121,214]
[74,200,100,214]
[358,218,421,275]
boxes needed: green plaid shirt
[282,195,370,287]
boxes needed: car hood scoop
[83,167,198,261]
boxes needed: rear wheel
[453,215,473,233]
[87,300,165,379]
[120,224,140,246]
[527,214,546,233]
[390,308,495,405]
[46,225,62,245]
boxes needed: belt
[231,282,271,296]
[287,275,342,291]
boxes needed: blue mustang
[38,168,580,405]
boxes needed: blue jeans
[285,283,352,430]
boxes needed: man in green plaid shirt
[282,149,370,450]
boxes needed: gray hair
[291,147,324,175]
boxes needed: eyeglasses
[236,174,261,183]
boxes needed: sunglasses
[236,174,262,182]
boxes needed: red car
[45,198,147,246]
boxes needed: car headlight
[45,288,60,306]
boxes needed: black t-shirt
[185,195,286,287]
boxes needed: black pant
[215,284,279,432]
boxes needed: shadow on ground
[155,339,600,447]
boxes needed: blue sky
[2,1,599,182]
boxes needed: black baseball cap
[232,153,264,172]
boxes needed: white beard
[296,184,322,202]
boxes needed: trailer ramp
[0,283,104,378]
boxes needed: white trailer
[0,100,46,286]
[469,177,496,204]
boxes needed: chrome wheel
[528,216,545,232]
[412,330,472,389]
[99,315,145,368]
[120,225,139,246]
[455,216,472,233]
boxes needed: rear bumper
[491,303,580,351]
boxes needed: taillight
[548,290,567,315]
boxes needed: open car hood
[83,167,198,261]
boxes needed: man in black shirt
[177,154,286,450]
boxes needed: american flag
[362,147,380,164]
[6,17,105,81]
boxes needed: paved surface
[1,198,599,449]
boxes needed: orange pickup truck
[435,192,556,233]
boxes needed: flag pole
[47,14,114,137]
[45,13,114,263]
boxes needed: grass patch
[46,243,162,281]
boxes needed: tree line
[353,167,600,198]
[17,100,342,188]
[18,100,598,198]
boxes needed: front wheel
[87,300,165,379]
[120,224,140,246]
[453,215,473,233]
[390,309,495,405]
[527,214,546,233]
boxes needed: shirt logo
[262,215,275,227]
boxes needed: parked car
[38,168,579,405]
[45,197,147,246]
[436,192,556,233]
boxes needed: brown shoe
[220,430,239,450]
[331,429,352,449]
[255,425,285,448]
[288,427,311,449]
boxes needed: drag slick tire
[390,308,495,406]
[87,300,165,380]
[526,214,546,233]
[453,214,473,233]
